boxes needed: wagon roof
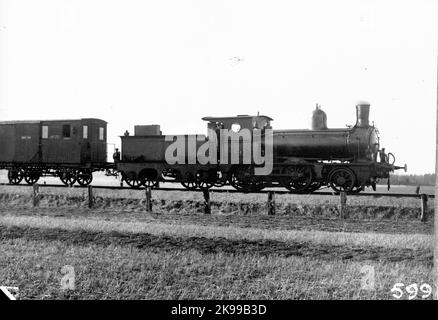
[202,115,273,122]
[0,118,107,125]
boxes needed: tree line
[378,174,436,186]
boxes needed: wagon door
[15,123,40,162]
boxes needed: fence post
[145,187,152,212]
[420,194,428,222]
[33,183,39,207]
[87,185,93,208]
[267,191,275,215]
[203,189,211,214]
[415,186,420,195]
[339,191,347,219]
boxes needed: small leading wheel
[8,169,24,185]
[328,167,356,193]
[24,171,41,185]
[281,166,313,193]
[59,171,77,186]
[77,170,93,186]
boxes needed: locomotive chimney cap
[356,100,370,106]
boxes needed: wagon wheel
[328,168,356,193]
[8,169,24,185]
[59,171,77,186]
[24,171,41,185]
[77,171,93,186]
[281,166,313,193]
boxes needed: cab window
[62,124,71,138]
[99,127,104,140]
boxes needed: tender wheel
[24,171,41,185]
[213,171,227,187]
[328,168,356,193]
[138,169,159,188]
[77,170,93,186]
[181,181,198,190]
[181,172,199,190]
[122,172,142,188]
[281,166,313,193]
[59,171,77,186]
[8,169,24,185]
[196,170,216,190]
[143,179,159,188]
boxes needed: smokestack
[356,101,370,127]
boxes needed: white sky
[0,0,437,174]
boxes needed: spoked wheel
[139,169,159,188]
[328,167,356,193]
[143,179,159,188]
[59,171,77,186]
[196,170,216,190]
[231,166,265,192]
[24,171,41,185]
[281,166,313,193]
[122,172,142,188]
[77,170,93,186]
[181,181,198,190]
[181,172,199,190]
[8,169,24,185]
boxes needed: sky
[0,0,437,174]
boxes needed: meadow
[0,175,434,300]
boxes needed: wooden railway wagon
[0,118,111,185]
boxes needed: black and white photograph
[0,0,437,309]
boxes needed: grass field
[0,181,434,300]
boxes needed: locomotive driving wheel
[59,170,77,186]
[8,169,24,185]
[281,166,313,193]
[24,171,41,185]
[328,168,356,193]
[77,170,93,186]
[231,166,265,192]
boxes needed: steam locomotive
[0,102,406,193]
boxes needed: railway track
[0,182,434,198]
